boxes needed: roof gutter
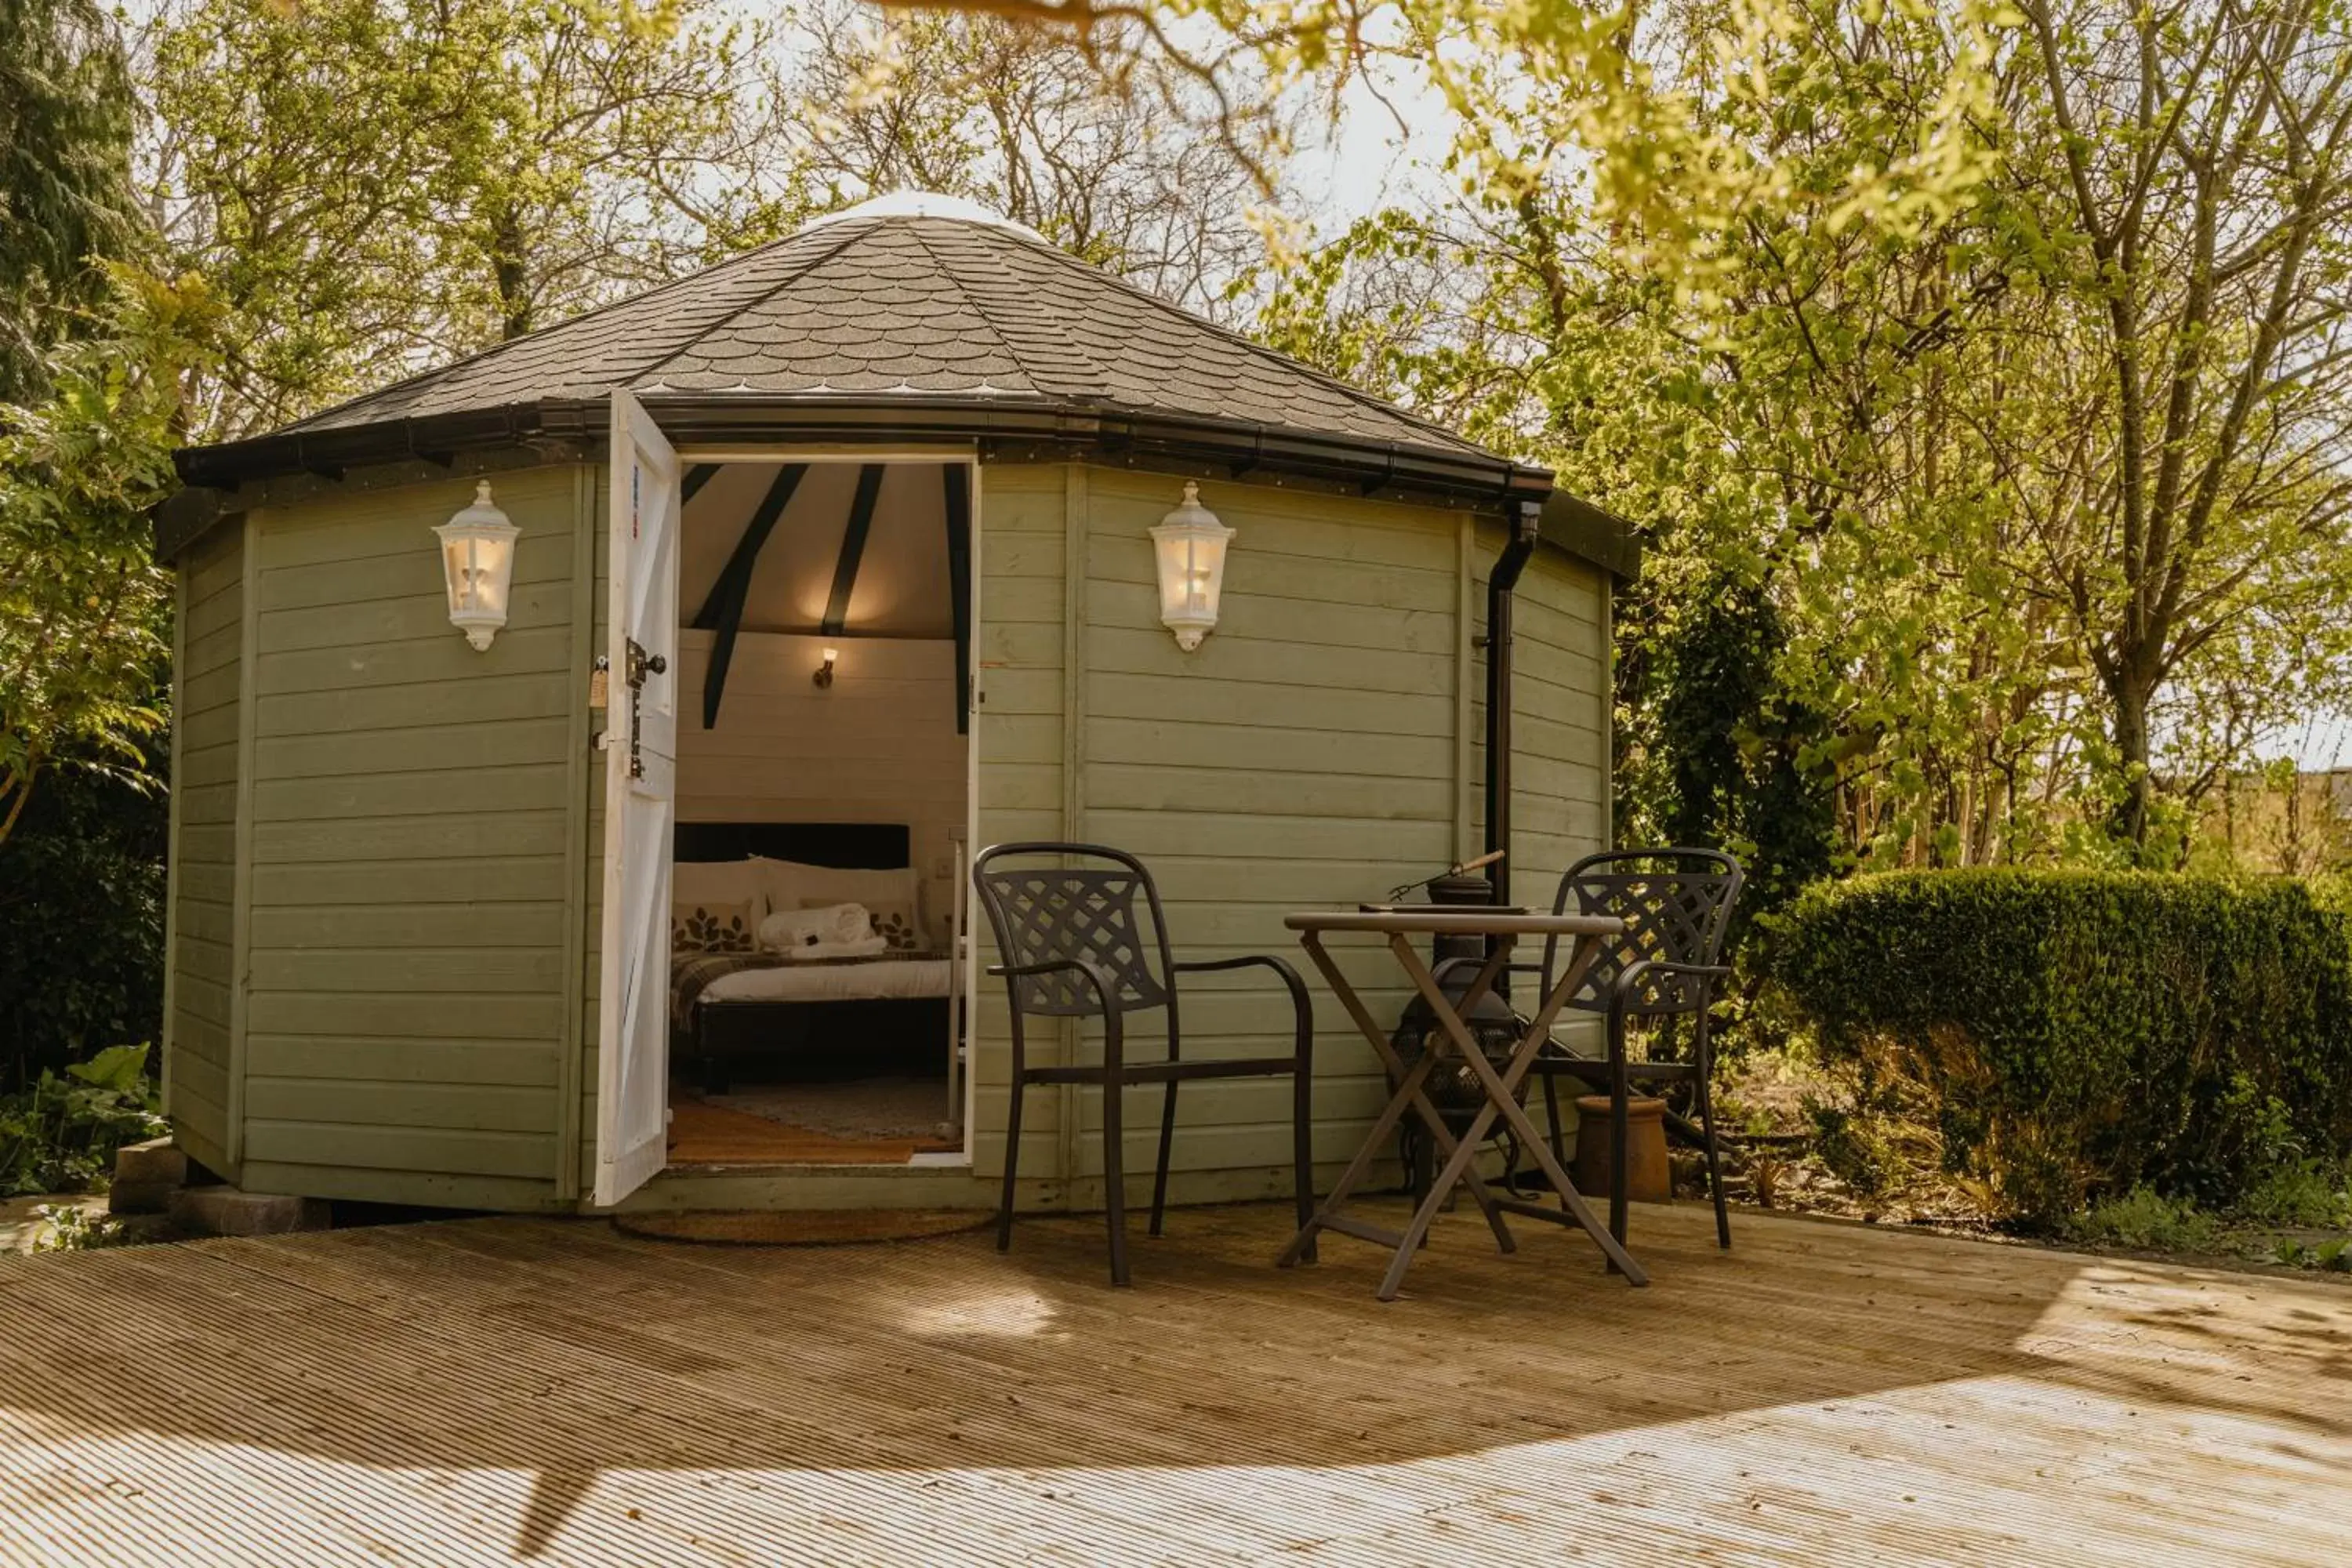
[161,394,1562,561]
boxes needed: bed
[671,823,960,1094]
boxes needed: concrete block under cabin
[168,1185,331,1237]
[106,1136,189,1214]
[152,189,1639,1223]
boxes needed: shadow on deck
[0,1199,2345,1564]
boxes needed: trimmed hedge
[1770,870,2352,1223]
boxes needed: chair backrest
[971,842,1174,1018]
[1544,848,1744,1016]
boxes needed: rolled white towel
[758,902,879,954]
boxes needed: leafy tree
[146,0,781,437]
[1250,0,2352,869]
[2009,0,2352,849]
[0,269,213,848]
[0,0,142,399]
[777,0,1283,316]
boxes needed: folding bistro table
[1276,908,1649,1298]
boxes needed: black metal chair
[971,842,1316,1286]
[1507,849,1744,1250]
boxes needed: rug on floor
[703,1074,949,1139]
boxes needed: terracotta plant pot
[1570,1094,1672,1203]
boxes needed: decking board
[0,1201,2343,1565]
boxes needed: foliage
[778,0,1283,318]
[31,1201,132,1252]
[146,0,786,437]
[1770,869,2352,1225]
[0,732,165,1085]
[2062,1187,2223,1254]
[0,1043,167,1197]
[0,269,212,848]
[1240,1,2352,873]
[1639,568,1838,940]
[0,0,143,400]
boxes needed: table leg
[1279,940,1515,1269]
[1393,938,1650,1287]
[1381,935,1517,1248]
[1276,933,1462,1268]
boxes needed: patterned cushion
[804,897,922,951]
[673,898,757,953]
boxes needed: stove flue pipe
[1483,501,1544,912]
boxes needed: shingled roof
[271,195,1494,462]
[158,197,1645,572]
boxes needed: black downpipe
[1483,503,1544,915]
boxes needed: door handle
[622,638,666,779]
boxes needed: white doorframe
[647,443,985,1169]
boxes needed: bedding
[673,897,758,953]
[673,947,953,1033]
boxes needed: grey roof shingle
[277,211,1497,463]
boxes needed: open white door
[594,391,681,1205]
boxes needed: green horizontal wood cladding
[168,447,1609,1216]
[971,466,1610,1192]
[163,463,590,1207]
[165,521,242,1178]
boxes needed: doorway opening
[660,455,977,1169]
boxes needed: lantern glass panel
[1153,530,1225,622]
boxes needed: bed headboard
[672,822,910,869]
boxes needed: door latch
[622,637,666,779]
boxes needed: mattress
[698,956,954,1004]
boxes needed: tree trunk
[2107,670,2155,849]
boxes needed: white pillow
[753,857,918,916]
[671,858,771,916]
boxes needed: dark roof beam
[943,463,973,737]
[819,464,886,638]
[681,463,721,506]
[696,463,808,729]
[691,463,806,630]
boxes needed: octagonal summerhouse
[154,193,1635,1218]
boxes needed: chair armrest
[1169,953,1313,1060]
[1171,953,1295,978]
[989,956,1127,1069]
[1608,958,1733,1014]
[987,957,1123,1008]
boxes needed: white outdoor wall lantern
[1149,481,1234,652]
[433,481,521,651]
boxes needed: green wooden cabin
[155,194,1634,1218]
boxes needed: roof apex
[801,190,1045,242]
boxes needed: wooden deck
[0,1200,2344,1566]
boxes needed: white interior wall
[674,629,968,938]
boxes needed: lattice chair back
[1544,848,1744,1016]
[971,843,1176,1018]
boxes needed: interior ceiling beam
[698,463,808,729]
[943,464,973,737]
[820,463,887,637]
[691,463,806,630]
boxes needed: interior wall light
[814,645,838,688]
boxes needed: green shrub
[1769,870,2352,1225]
[0,752,165,1087]
[2064,1188,2223,1252]
[0,1043,167,1196]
